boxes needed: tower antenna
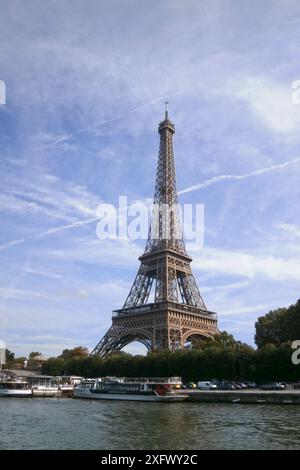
[165,101,168,119]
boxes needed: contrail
[0,239,25,250]
[0,199,137,252]
[34,91,183,152]
[2,157,300,250]
[0,217,98,251]
[178,157,300,194]
[35,217,99,238]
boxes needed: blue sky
[1,0,300,357]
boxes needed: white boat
[73,377,186,402]
[59,384,74,397]
[0,380,32,397]
[32,384,61,397]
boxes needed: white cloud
[0,165,108,251]
[44,238,140,267]
[192,246,300,281]
[0,287,55,301]
[201,280,250,293]
[277,223,300,237]
[234,78,300,134]
[2,169,102,222]
[0,193,75,222]
[220,304,267,316]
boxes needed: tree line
[7,299,300,383]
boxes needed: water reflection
[0,399,299,450]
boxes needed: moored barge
[0,380,32,397]
[73,377,186,402]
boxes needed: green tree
[5,349,15,362]
[7,356,27,368]
[42,358,65,376]
[255,299,300,348]
[206,331,239,349]
[253,342,298,383]
[29,351,42,360]
[60,346,89,361]
[255,308,288,348]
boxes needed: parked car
[294,382,300,389]
[236,382,247,389]
[217,381,236,390]
[260,382,286,391]
[233,383,243,390]
[244,381,257,389]
[186,382,197,389]
[197,381,217,390]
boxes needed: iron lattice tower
[92,107,218,356]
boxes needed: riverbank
[3,389,300,404]
[182,389,300,404]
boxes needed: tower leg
[91,325,153,357]
[90,327,117,357]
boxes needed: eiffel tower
[92,105,218,356]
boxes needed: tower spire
[165,101,168,120]
[144,104,184,255]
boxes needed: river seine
[1,398,299,450]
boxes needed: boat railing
[113,377,182,384]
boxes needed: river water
[1,398,300,450]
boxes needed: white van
[197,381,217,390]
